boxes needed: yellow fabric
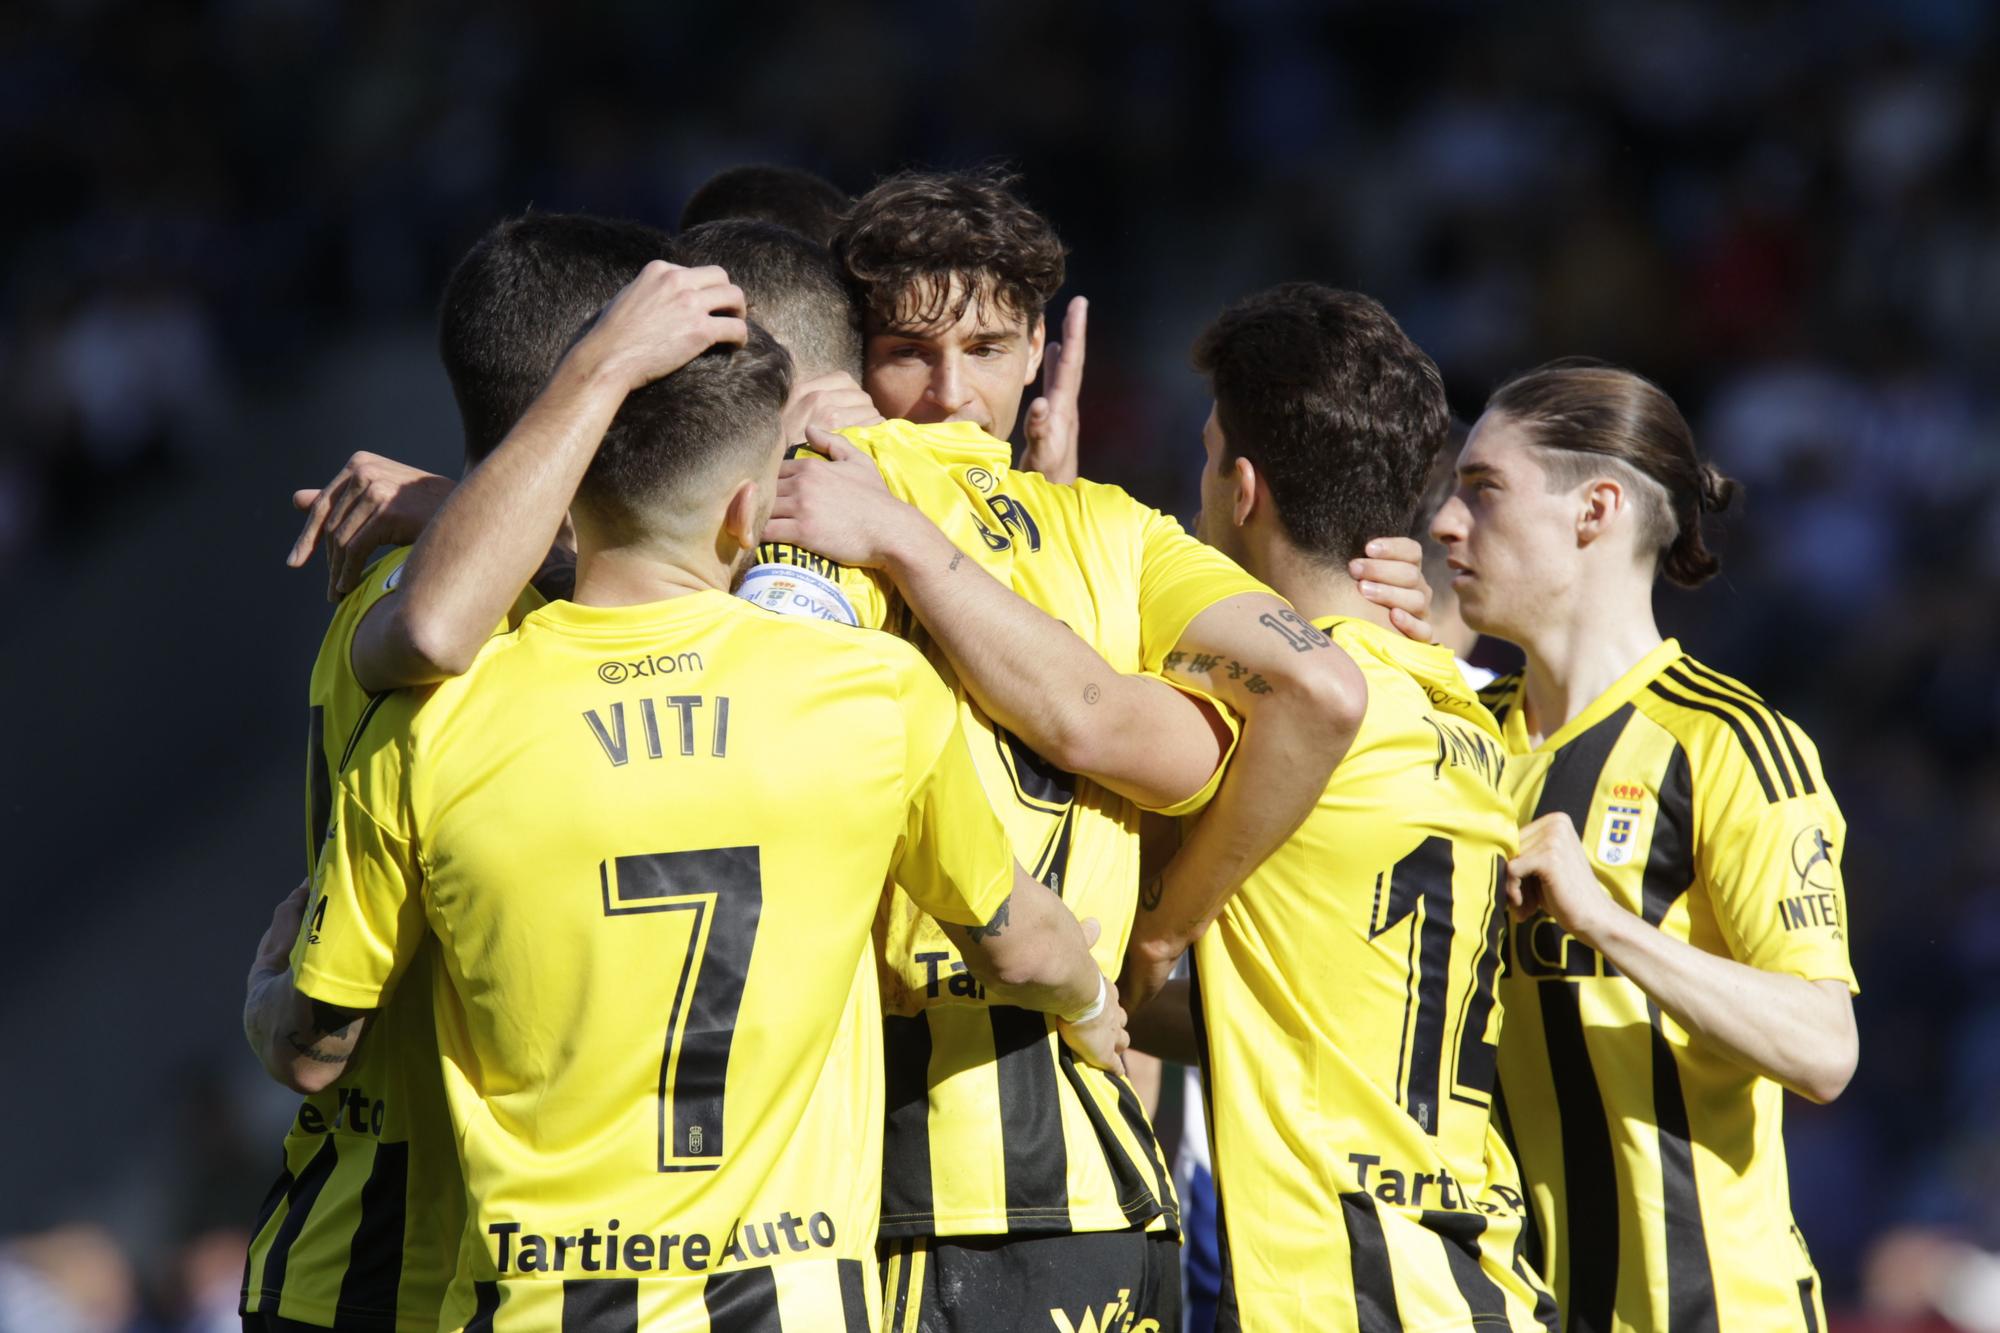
[243,547,543,1332]
[295,589,1011,1326]
[759,419,1265,1239]
[1484,640,1855,1332]
[1193,617,1554,1331]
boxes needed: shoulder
[1636,653,1827,806]
[1477,669,1524,724]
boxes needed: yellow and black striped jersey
[1483,638,1856,1333]
[295,589,1015,1330]
[760,419,1265,1242]
[1194,617,1557,1332]
[242,547,543,1332]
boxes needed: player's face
[1430,411,1581,638]
[863,275,1046,436]
[1194,406,1248,564]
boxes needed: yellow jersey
[295,589,1015,1331]
[1483,639,1857,1333]
[761,419,1266,1241]
[242,548,543,1332]
[1193,617,1556,1332]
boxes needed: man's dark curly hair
[832,168,1067,331]
[1194,284,1449,565]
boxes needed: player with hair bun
[1431,360,1860,1333]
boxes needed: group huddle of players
[234,165,1860,1333]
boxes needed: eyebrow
[873,325,1022,344]
[1456,462,1500,483]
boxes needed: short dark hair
[438,213,673,462]
[1193,284,1449,564]
[834,167,1066,332]
[575,319,794,542]
[679,165,851,246]
[1486,359,1738,587]
[675,218,861,380]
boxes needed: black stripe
[1649,1003,1720,1331]
[1339,1192,1402,1332]
[1664,665,1795,798]
[1514,1255,1561,1333]
[239,1154,295,1310]
[337,691,392,771]
[1054,1047,1168,1231]
[1479,672,1522,724]
[702,1266,782,1330]
[562,1278,637,1332]
[1109,1069,1178,1234]
[1797,1276,1820,1333]
[885,1239,915,1331]
[1533,703,1634,823]
[335,1140,408,1322]
[1489,1083,1546,1279]
[1683,660,1820,797]
[990,1005,1069,1227]
[1647,681,1779,803]
[255,1135,341,1305]
[837,1257,870,1333]
[1421,1209,1507,1321]
[307,705,332,860]
[464,1280,500,1332]
[1639,747,1696,927]
[879,1015,934,1233]
[1538,982,1619,1333]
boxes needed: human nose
[1431,494,1469,545]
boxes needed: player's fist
[1019,295,1087,484]
[578,261,748,394]
[783,371,885,445]
[288,451,455,601]
[1506,812,1619,942]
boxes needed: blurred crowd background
[4,0,1996,1329]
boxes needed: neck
[1513,571,1663,743]
[1257,541,1395,631]
[573,543,733,608]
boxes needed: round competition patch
[734,563,860,627]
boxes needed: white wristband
[1062,974,1108,1026]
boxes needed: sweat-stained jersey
[1193,617,1557,1333]
[1483,639,1857,1333]
[242,547,544,1332]
[294,590,1016,1331]
[760,419,1267,1242]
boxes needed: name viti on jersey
[583,694,733,765]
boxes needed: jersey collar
[1316,615,1503,737]
[845,419,1013,472]
[1504,637,1683,754]
[527,587,741,638]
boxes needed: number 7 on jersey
[600,846,763,1172]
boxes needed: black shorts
[881,1228,1181,1333]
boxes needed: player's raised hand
[1505,813,1618,940]
[762,425,919,567]
[782,371,885,444]
[1349,536,1436,644]
[578,261,747,393]
[1020,295,1087,484]
[288,451,455,601]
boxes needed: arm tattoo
[1083,683,1101,705]
[285,1000,362,1063]
[1140,876,1164,911]
[947,550,964,573]
[1259,608,1331,653]
[964,892,1012,941]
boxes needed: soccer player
[1430,361,1860,1332]
[240,212,715,1333]
[679,163,852,245]
[262,266,1126,1330]
[375,192,1436,1330]
[1120,285,1559,1331]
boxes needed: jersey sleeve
[1127,499,1271,673]
[1695,725,1857,993]
[1142,674,1243,818]
[887,648,1017,928]
[292,699,429,1011]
